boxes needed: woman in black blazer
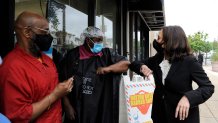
[129,26,214,123]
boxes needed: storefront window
[132,30,136,60]
[137,31,141,60]
[96,0,116,49]
[15,0,47,18]
[96,15,113,48]
[47,0,88,55]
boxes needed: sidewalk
[199,65,218,123]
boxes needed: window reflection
[96,0,116,49]
[15,0,47,18]
[96,15,113,48]
[47,0,88,55]
[137,31,141,60]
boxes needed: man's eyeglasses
[88,37,103,43]
[24,26,50,34]
[33,27,50,34]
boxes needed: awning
[128,0,165,31]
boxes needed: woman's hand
[140,65,152,78]
[175,96,190,120]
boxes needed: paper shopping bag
[123,75,155,123]
[119,75,128,123]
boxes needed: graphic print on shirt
[82,76,94,94]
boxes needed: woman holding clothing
[129,26,214,123]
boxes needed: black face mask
[32,34,53,51]
[29,40,41,57]
[153,39,164,53]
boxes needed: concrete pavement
[199,65,218,123]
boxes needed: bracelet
[47,95,51,110]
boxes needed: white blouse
[159,59,171,85]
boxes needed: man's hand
[140,65,152,77]
[64,103,76,120]
[51,77,74,100]
[175,96,190,120]
[31,77,74,120]
[96,67,111,74]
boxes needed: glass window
[96,15,113,48]
[96,0,116,49]
[47,0,88,55]
[15,0,47,18]
[137,31,141,60]
[132,30,136,60]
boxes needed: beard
[28,40,41,58]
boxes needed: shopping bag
[119,76,128,123]
[123,75,155,123]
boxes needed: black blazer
[129,53,214,123]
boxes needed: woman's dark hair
[162,26,192,63]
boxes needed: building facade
[0,0,165,62]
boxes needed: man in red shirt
[0,11,73,123]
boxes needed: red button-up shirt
[0,45,62,123]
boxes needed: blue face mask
[91,43,104,53]
[89,38,104,53]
